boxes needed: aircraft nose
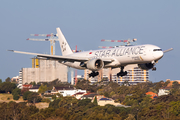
[154,51,164,60]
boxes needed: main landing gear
[117,66,127,77]
[152,67,156,71]
[89,71,99,78]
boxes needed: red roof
[83,92,94,96]
[146,92,158,99]
[73,92,85,95]
[22,84,33,88]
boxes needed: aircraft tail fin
[56,27,73,56]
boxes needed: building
[52,86,86,97]
[11,76,19,83]
[166,79,180,87]
[72,92,86,99]
[158,87,171,96]
[84,67,149,85]
[98,98,122,106]
[146,92,158,99]
[20,58,68,84]
[22,84,33,89]
[81,93,98,100]
[29,85,40,92]
[17,70,23,89]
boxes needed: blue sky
[1,0,180,82]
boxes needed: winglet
[163,48,173,53]
[7,50,14,52]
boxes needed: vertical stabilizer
[56,27,73,56]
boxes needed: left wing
[8,50,89,62]
[8,50,113,63]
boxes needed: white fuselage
[61,44,163,70]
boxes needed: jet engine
[86,58,104,71]
[138,63,154,70]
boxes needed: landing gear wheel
[117,71,127,77]
[89,71,99,78]
[152,67,156,71]
[117,66,128,77]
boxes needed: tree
[13,92,20,100]
[78,99,91,106]
[93,96,98,105]
[0,82,16,93]
[104,92,109,98]
[12,88,21,96]
[23,91,32,100]
[38,84,48,93]
[49,99,61,109]
[172,81,180,89]
[30,81,36,86]
[125,114,136,120]
[0,79,2,84]
[5,77,11,82]
[27,92,42,104]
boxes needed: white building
[158,87,171,96]
[52,86,86,97]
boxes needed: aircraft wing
[8,50,113,63]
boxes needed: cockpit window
[153,49,162,51]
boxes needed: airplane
[8,27,173,78]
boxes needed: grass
[0,93,24,102]
[0,93,49,109]
[0,93,13,101]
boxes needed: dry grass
[0,94,24,102]
[35,102,49,109]
[0,94,49,109]
[0,93,14,101]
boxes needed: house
[158,87,172,96]
[98,97,122,106]
[92,95,105,101]
[146,92,158,99]
[22,84,33,89]
[81,93,98,100]
[29,85,40,92]
[166,79,180,87]
[72,92,86,99]
[52,86,86,97]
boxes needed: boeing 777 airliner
[9,27,173,78]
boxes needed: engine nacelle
[138,63,154,70]
[86,58,104,71]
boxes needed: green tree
[169,101,180,116]
[49,99,61,109]
[12,88,21,96]
[5,77,11,82]
[27,92,42,104]
[13,92,20,100]
[30,81,36,86]
[38,84,48,93]
[104,92,109,97]
[78,99,91,106]
[93,96,98,105]
[23,91,32,100]
[172,81,180,89]
[0,82,16,93]
[0,79,2,84]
